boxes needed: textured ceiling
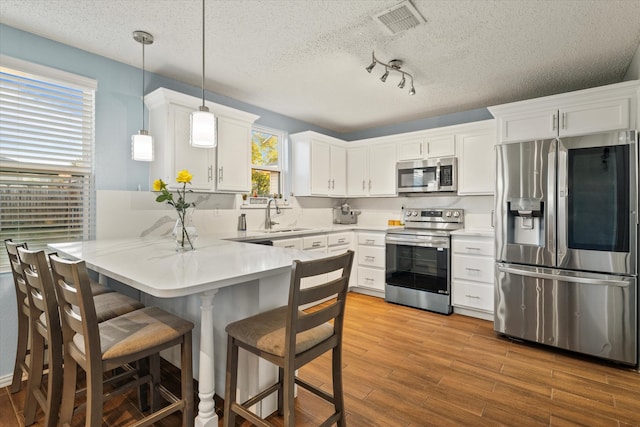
[1,0,640,133]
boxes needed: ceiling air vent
[373,1,426,35]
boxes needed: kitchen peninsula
[49,236,319,427]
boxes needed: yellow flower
[153,179,163,192]
[176,170,192,184]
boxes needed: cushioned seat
[224,250,354,427]
[226,306,334,358]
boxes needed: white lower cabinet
[327,232,354,284]
[272,237,302,250]
[301,235,328,291]
[355,232,386,293]
[452,234,494,319]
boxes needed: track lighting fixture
[365,51,415,95]
[131,31,154,161]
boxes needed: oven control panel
[404,208,464,224]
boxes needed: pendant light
[131,30,154,161]
[190,0,216,148]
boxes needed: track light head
[398,75,406,89]
[409,86,416,95]
[365,61,376,73]
[380,68,389,82]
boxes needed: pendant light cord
[201,0,205,107]
[142,40,146,129]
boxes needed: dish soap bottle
[237,213,247,231]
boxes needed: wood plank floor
[2,292,639,426]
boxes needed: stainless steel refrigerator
[494,130,638,366]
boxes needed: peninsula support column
[195,289,219,427]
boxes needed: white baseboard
[453,306,494,321]
[0,373,14,389]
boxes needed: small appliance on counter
[333,203,361,225]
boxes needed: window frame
[250,125,285,198]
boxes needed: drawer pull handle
[338,238,346,243]
[465,268,481,272]
[365,277,374,282]
[312,242,321,247]
[285,245,295,248]
[365,255,375,261]
[465,294,481,299]
[465,247,481,251]
[365,239,375,244]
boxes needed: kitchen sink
[262,228,309,233]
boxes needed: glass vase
[173,209,197,251]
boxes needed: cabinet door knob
[218,166,223,183]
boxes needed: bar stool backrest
[5,239,29,315]
[48,253,102,369]
[18,249,62,347]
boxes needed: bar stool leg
[59,355,77,427]
[333,346,346,427]
[223,335,239,427]
[181,332,194,427]
[10,314,28,393]
[43,337,63,427]
[24,331,44,426]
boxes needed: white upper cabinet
[346,143,396,197]
[146,88,259,192]
[489,81,638,143]
[346,146,368,196]
[368,144,397,196]
[396,134,455,161]
[396,138,423,160]
[455,120,496,195]
[216,116,254,192]
[424,134,455,158]
[291,131,346,197]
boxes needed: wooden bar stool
[224,250,354,427]
[49,253,195,427]
[18,248,146,427]
[4,239,31,394]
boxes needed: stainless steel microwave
[396,157,457,194]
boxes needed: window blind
[0,58,96,271]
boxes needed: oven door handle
[385,235,449,248]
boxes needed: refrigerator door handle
[555,138,568,266]
[497,265,630,288]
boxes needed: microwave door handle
[435,161,441,190]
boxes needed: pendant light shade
[131,30,154,161]
[131,130,153,161]
[190,106,216,148]
[190,0,216,148]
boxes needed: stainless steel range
[385,208,464,314]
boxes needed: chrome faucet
[265,197,281,230]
